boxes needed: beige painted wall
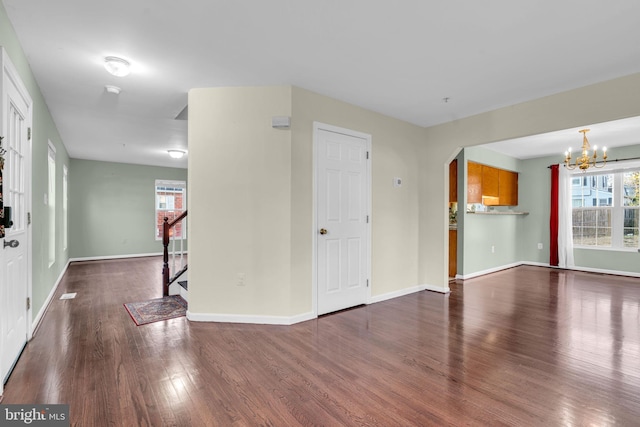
[188,86,293,317]
[188,85,425,319]
[290,87,426,312]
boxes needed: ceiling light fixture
[168,149,186,159]
[104,85,121,94]
[564,129,607,171]
[104,56,131,77]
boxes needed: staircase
[162,211,188,300]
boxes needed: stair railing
[162,210,188,296]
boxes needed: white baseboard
[31,259,70,337]
[565,265,640,278]
[459,262,523,280]
[461,260,640,279]
[521,261,551,268]
[69,252,163,262]
[368,282,449,305]
[422,283,451,294]
[186,310,316,325]
[187,283,454,325]
[368,284,425,304]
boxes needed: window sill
[574,246,640,253]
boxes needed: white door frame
[1,48,33,394]
[312,122,372,316]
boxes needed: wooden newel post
[162,217,170,296]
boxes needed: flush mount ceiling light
[564,129,607,171]
[104,85,121,94]
[104,56,131,77]
[168,149,186,159]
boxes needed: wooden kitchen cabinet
[481,165,500,205]
[448,229,457,277]
[449,159,458,203]
[467,162,482,203]
[499,169,518,206]
[482,165,499,197]
[467,161,518,206]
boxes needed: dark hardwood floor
[3,258,640,426]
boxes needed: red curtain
[549,165,559,266]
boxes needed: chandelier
[564,129,607,171]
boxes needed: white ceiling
[483,116,640,160]
[4,1,640,168]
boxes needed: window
[155,180,186,240]
[48,141,56,266]
[63,164,68,251]
[623,171,639,248]
[571,166,640,250]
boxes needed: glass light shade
[104,56,131,77]
[104,85,121,94]
[168,150,185,159]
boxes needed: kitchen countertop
[467,211,529,215]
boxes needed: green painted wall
[1,3,70,319]
[69,159,187,259]
[460,146,523,275]
[516,155,553,265]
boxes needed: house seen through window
[571,167,639,249]
[155,180,186,240]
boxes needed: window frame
[47,141,56,267]
[155,179,186,241]
[62,164,68,252]
[570,161,640,251]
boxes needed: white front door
[1,50,32,387]
[315,124,370,315]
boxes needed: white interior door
[315,124,370,315]
[1,50,32,387]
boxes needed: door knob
[319,228,328,235]
[3,239,19,249]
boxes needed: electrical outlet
[236,273,246,286]
[537,243,543,250]
[491,245,495,253]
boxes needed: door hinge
[27,127,32,140]
[366,279,369,288]
[27,212,31,225]
[366,215,369,223]
[27,297,31,310]
[366,151,370,159]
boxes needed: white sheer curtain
[557,165,575,268]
